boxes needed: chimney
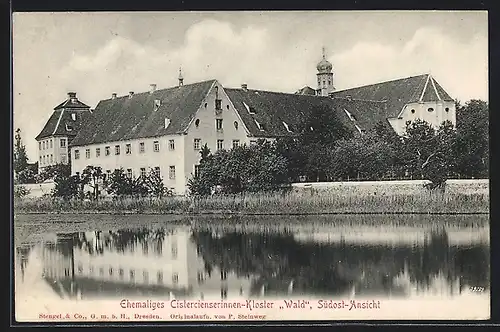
[67,92,77,102]
[111,93,117,100]
[149,84,157,94]
[128,91,134,99]
[241,84,248,91]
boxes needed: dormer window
[165,118,171,129]
[243,101,255,114]
[255,120,265,131]
[65,124,73,131]
[71,113,77,121]
[282,121,292,132]
[154,100,161,111]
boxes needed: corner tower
[316,47,335,96]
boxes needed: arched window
[427,108,434,112]
[234,121,238,130]
[195,119,200,128]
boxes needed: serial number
[469,286,485,292]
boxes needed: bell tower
[316,47,335,96]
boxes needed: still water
[14,214,490,303]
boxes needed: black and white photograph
[12,10,489,322]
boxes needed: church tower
[316,47,335,96]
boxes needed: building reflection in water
[19,225,489,301]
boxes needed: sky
[12,11,488,162]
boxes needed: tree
[142,169,166,198]
[52,173,81,200]
[188,140,289,196]
[81,166,104,200]
[401,119,457,189]
[455,99,489,178]
[37,163,71,183]
[275,137,308,182]
[14,128,29,178]
[106,168,137,197]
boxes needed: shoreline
[14,210,490,216]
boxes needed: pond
[14,213,490,321]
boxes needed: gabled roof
[330,74,454,119]
[35,108,93,141]
[53,98,91,110]
[225,88,358,137]
[70,80,215,147]
[295,86,317,96]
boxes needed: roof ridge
[331,97,387,103]
[225,87,329,98]
[106,79,217,101]
[331,74,428,94]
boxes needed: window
[221,287,228,300]
[232,140,240,148]
[50,154,53,163]
[109,267,113,276]
[217,139,224,150]
[153,141,160,152]
[39,142,41,150]
[39,156,42,163]
[195,119,200,128]
[143,270,149,284]
[234,121,239,130]
[126,144,131,154]
[427,107,434,112]
[130,270,135,281]
[154,166,161,178]
[96,148,101,158]
[60,139,66,148]
[221,270,227,281]
[193,139,201,150]
[411,109,416,114]
[445,107,450,112]
[169,166,176,180]
[119,268,124,280]
[172,273,179,284]
[216,119,223,131]
[74,150,80,160]
[215,99,222,110]
[140,167,146,177]
[71,113,77,121]
[115,145,120,155]
[43,156,46,164]
[50,139,53,149]
[105,146,110,156]
[194,165,200,178]
[61,154,67,163]
[157,271,163,284]
[169,139,175,150]
[139,142,145,153]
[43,141,46,150]
[99,267,104,276]
[126,169,133,179]
[85,149,90,159]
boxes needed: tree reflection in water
[190,227,489,297]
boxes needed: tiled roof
[330,74,454,119]
[329,97,389,133]
[225,88,359,137]
[70,80,215,147]
[35,108,93,141]
[295,86,317,96]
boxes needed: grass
[13,189,489,215]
